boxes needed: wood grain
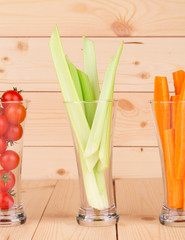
[0,180,56,240]
[117,216,185,240]
[32,180,116,240]
[22,147,161,179]
[19,92,156,147]
[116,179,185,240]
[0,38,184,92]
[116,179,162,216]
[0,0,185,36]
[0,180,184,239]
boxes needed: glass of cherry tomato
[0,88,30,226]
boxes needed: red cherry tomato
[4,124,23,141]
[0,116,8,135]
[0,151,20,171]
[0,170,15,192]
[0,192,14,210]
[0,108,4,115]
[0,136,7,154]
[1,89,23,108]
[5,103,26,125]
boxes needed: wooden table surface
[1,179,185,240]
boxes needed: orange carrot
[163,129,175,208]
[173,179,183,209]
[154,76,170,146]
[173,70,185,95]
[183,181,185,210]
[175,81,185,179]
[170,95,183,206]
[163,129,183,208]
[171,95,179,129]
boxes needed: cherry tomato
[0,192,14,210]
[5,103,26,125]
[0,136,7,154]
[1,89,23,108]
[0,116,8,135]
[4,124,23,141]
[0,170,15,192]
[0,108,4,115]
[0,151,20,171]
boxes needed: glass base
[77,205,119,227]
[0,205,26,226]
[160,205,185,227]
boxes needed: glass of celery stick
[65,100,119,226]
[49,25,123,227]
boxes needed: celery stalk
[97,103,112,171]
[84,59,113,169]
[85,151,99,172]
[77,69,96,127]
[64,58,99,171]
[66,56,84,102]
[79,149,105,210]
[83,36,100,100]
[77,69,99,171]
[94,163,109,208]
[49,26,107,210]
[50,26,121,211]
[85,43,123,163]
[78,53,108,208]
[65,56,99,171]
[49,25,90,152]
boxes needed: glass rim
[0,99,31,104]
[64,99,118,104]
[149,100,185,104]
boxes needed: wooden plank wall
[0,0,184,179]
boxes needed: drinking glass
[0,100,29,226]
[151,100,185,226]
[65,100,119,227]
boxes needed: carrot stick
[175,81,185,179]
[183,181,185,210]
[171,95,179,129]
[170,95,183,208]
[163,129,183,209]
[173,70,185,95]
[163,129,175,208]
[154,76,170,146]
[173,179,183,209]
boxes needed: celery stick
[50,26,106,210]
[76,70,107,208]
[84,59,113,169]
[66,56,84,102]
[50,26,121,211]
[83,36,100,100]
[94,163,109,208]
[79,148,105,210]
[77,55,108,206]
[85,150,99,172]
[97,103,112,171]
[77,69,96,127]
[77,66,109,208]
[85,42,123,163]
[77,69,98,171]
[49,25,90,152]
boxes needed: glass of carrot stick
[151,70,185,226]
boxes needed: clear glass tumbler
[0,100,29,226]
[151,100,185,226]
[65,100,119,227]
